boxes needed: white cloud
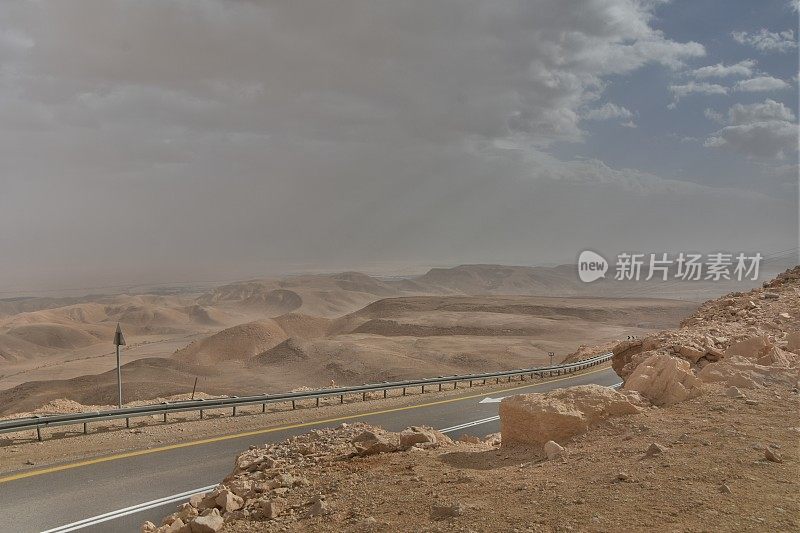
[732,29,798,53]
[728,99,796,124]
[582,103,634,121]
[734,75,790,92]
[620,120,637,128]
[790,0,800,13]
[691,59,756,79]
[669,81,729,101]
[705,99,798,158]
[704,108,724,123]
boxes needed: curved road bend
[1,366,620,532]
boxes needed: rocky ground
[145,267,800,533]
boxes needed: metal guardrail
[0,352,612,442]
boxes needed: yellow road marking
[0,365,610,484]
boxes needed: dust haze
[0,1,796,293]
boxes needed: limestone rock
[757,347,796,367]
[644,442,666,457]
[786,332,800,354]
[189,509,223,533]
[499,384,640,448]
[725,337,772,360]
[623,353,702,406]
[163,518,186,533]
[543,440,565,460]
[308,497,328,517]
[261,498,286,519]
[188,494,205,509]
[431,502,464,518]
[724,386,744,398]
[351,430,395,456]
[399,426,452,449]
[611,339,645,380]
[214,489,243,513]
[699,356,798,389]
[141,522,157,533]
[678,345,706,364]
[765,448,783,463]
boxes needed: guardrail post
[438,383,442,391]
[340,394,344,404]
[233,406,237,416]
[36,426,42,442]
[482,379,486,385]
[291,400,296,410]
[469,380,473,387]
[421,385,425,393]
[402,387,406,396]
[83,422,88,434]
[125,417,130,428]
[163,412,168,423]
[200,409,204,419]
[316,398,320,407]
[263,403,267,413]
[362,392,367,401]
[454,381,458,389]
[383,389,388,398]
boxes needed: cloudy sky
[0,0,797,293]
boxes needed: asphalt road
[2,366,619,532]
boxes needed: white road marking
[439,415,500,434]
[40,484,218,533]
[478,396,504,404]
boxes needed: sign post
[113,323,126,409]
[548,351,555,366]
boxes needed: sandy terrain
[0,293,694,415]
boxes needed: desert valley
[2,263,782,416]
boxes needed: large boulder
[189,509,224,533]
[725,337,772,360]
[351,430,395,456]
[757,346,797,367]
[698,356,798,389]
[499,384,640,448]
[611,339,645,380]
[786,332,800,354]
[623,353,702,406]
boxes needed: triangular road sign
[113,323,126,346]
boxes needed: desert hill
[173,320,289,366]
[0,358,223,415]
[411,264,582,295]
[248,295,695,387]
[196,272,402,317]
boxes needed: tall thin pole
[116,343,122,408]
[114,323,125,409]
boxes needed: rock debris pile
[142,424,455,533]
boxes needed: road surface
[1,366,619,532]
